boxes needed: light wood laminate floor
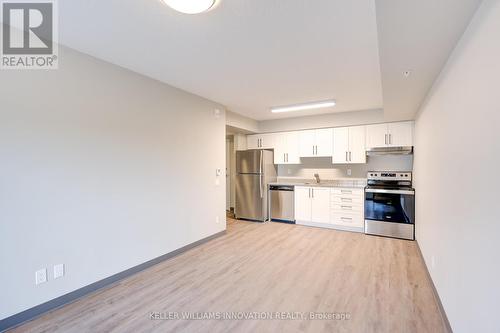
[10,219,448,333]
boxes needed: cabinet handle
[313,146,315,155]
[312,188,314,198]
[341,198,352,202]
[345,151,348,162]
[309,188,311,198]
[349,151,352,162]
[389,134,392,145]
[384,134,387,145]
[341,205,352,210]
[341,217,352,221]
[315,145,318,155]
[341,190,352,194]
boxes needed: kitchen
[2,0,498,332]
[230,120,415,240]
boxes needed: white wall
[258,109,385,133]
[278,155,413,179]
[414,1,500,332]
[0,46,226,319]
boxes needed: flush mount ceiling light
[271,100,336,113]
[162,0,216,14]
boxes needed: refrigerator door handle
[259,174,263,198]
[259,150,263,198]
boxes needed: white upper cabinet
[365,123,387,148]
[366,121,414,148]
[247,133,276,149]
[247,135,260,149]
[332,126,366,164]
[348,126,367,163]
[274,132,300,164]
[299,128,333,158]
[299,130,316,157]
[332,127,349,164]
[387,122,413,147]
[315,128,334,157]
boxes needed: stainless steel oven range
[364,172,415,240]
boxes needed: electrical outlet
[216,216,220,224]
[347,168,352,176]
[35,268,47,285]
[287,168,292,175]
[214,109,221,119]
[54,264,65,279]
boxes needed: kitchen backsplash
[277,155,413,179]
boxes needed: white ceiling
[55,0,481,121]
[376,0,482,121]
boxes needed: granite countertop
[269,178,367,189]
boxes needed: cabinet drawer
[330,195,364,205]
[330,214,364,228]
[331,188,364,196]
[331,203,364,214]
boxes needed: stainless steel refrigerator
[235,150,277,222]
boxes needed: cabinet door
[315,128,333,157]
[299,130,316,157]
[247,135,260,149]
[273,133,286,164]
[294,186,312,222]
[365,124,388,148]
[285,132,301,164]
[260,133,276,149]
[348,126,366,164]
[388,121,413,147]
[311,187,330,223]
[332,127,349,164]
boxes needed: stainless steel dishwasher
[269,185,295,223]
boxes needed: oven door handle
[365,188,415,195]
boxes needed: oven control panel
[367,172,412,181]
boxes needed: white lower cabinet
[295,186,329,224]
[311,187,330,223]
[294,186,312,222]
[330,188,364,231]
[295,186,364,232]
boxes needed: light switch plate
[54,264,64,279]
[35,268,47,285]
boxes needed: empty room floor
[10,219,447,333]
